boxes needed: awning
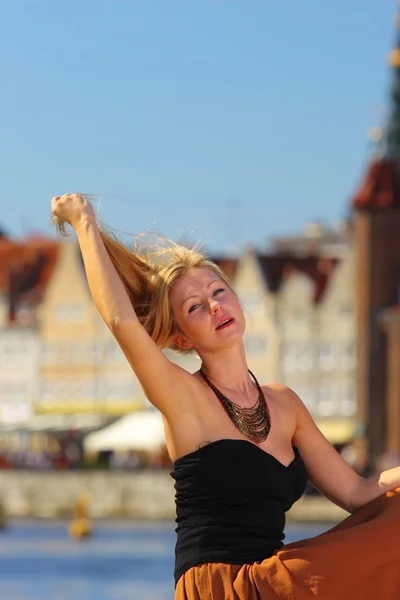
[84,410,165,453]
[316,418,357,445]
[0,413,110,432]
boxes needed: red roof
[212,256,239,281]
[352,158,400,210]
[0,237,59,322]
[257,253,338,303]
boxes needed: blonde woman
[51,193,400,600]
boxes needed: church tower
[352,8,400,470]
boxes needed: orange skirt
[175,491,400,599]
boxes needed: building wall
[35,241,153,415]
[275,247,357,445]
[277,272,318,413]
[96,319,150,414]
[0,326,38,424]
[233,250,279,384]
[35,242,101,413]
[316,246,356,420]
[355,209,400,467]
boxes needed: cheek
[184,313,209,340]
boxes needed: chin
[215,324,244,349]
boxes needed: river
[0,520,331,599]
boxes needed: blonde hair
[55,210,232,352]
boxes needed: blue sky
[0,1,396,253]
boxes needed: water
[0,520,330,600]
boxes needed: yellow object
[68,517,93,539]
[68,494,93,540]
[389,47,400,68]
[315,418,356,445]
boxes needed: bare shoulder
[262,382,299,419]
[262,382,296,406]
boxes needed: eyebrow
[181,280,221,308]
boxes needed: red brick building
[352,22,400,471]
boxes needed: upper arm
[111,318,193,417]
[289,388,361,513]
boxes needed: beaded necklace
[199,369,271,443]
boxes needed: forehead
[170,268,221,303]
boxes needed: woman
[51,193,400,599]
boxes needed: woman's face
[169,267,245,352]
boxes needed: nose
[208,297,222,314]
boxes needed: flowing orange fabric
[175,491,400,599]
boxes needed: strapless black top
[170,439,307,583]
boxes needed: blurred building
[0,237,151,433]
[234,245,356,446]
[351,17,400,471]
[35,240,148,416]
[0,234,55,425]
[268,219,352,259]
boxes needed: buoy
[68,494,93,540]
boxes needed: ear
[171,333,194,350]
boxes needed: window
[105,379,134,401]
[295,386,316,413]
[41,342,57,365]
[106,339,125,363]
[71,342,86,363]
[41,341,70,365]
[71,341,100,364]
[71,380,97,400]
[55,304,85,323]
[317,386,336,416]
[340,383,356,416]
[318,342,334,370]
[282,342,296,371]
[282,341,312,371]
[0,382,28,403]
[40,381,55,402]
[340,341,355,370]
[298,342,313,371]
[1,336,30,363]
[89,340,101,362]
[338,303,353,321]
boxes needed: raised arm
[51,194,192,415]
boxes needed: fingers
[51,196,61,212]
[386,487,400,497]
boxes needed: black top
[170,439,308,584]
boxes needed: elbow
[109,315,139,336]
[109,316,122,333]
[346,475,366,513]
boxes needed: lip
[215,316,235,330]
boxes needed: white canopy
[0,413,108,432]
[83,410,165,452]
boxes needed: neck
[197,342,254,394]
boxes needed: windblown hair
[54,206,232,352]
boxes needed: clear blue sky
[0,1,396,253]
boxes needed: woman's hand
[51,193,96,233]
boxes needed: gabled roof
[352,158,400,210]
[256,252,338,303]
[211,256,239,281]
[0,237,59,322]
